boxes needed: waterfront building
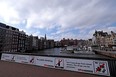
[0,23,6,51]
[54,41,61,47]
[47,39,54,48]
[27,35,33,51]
[18,31,26,52]
[25,35,30,51]
[27,35,39,51]
[60,38,79,46]
[0,23,19,52]
[87,39,92,47]
[39,37,45,50]
[32,36,39,50]
[110,31,116,45]
[73,39,78,45]
[60,38,70,46]
[77,39,87,48]
[38,38,41,50]
[113,37,116,45]
[93,30,116,49]
[93,31,108,46]
[39,34,48,49]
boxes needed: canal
[34,48,113,60]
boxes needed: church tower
[45,34,47,40]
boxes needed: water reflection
[35,48,110,59]
[38,48,61,55]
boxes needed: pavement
[0,60,102,77]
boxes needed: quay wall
[93,49,116,58]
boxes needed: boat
[73,47,95,54]
[73,48,83,53]
[60,46,95,54]
[60,46,74,53]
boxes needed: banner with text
[1,53,110,76]
[15,55,29,64]
[64,58,110,76]
[35,56,55,68]
[1,53,16,62]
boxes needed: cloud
[97,26,116,33]
[0,0,116,40]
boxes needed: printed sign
[93,61,110,76]
[64,59,94,73]
[15,55,29,64]
[1,53,16,62]
[55,58,64,69]
[11,54,16,62]
[1,53,110,76]
[29,56,36,65]
[64,58,110,76]
[36,56,55,68]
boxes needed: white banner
[1,53,16,62]
[93,60,110,76]
[64,58,110,76]
[1,53,110,76]
[15,55,29,64]
[64,59,94,73]
[36,56,55,68]
[55,58,64,69]
[28,56,36,65]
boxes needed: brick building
[18,31,26,52]
[0,23,19,52]
[0,23,6,51]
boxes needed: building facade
[18,31,26,52]
[0,23,6,51]
[32,36,39,50]
[93,31,108,46]
[25,35,30,51]
[0,23,19,52]
[93,30,116,47]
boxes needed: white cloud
[97,26,116,33]
[0,1,22,25]
[0,0,116,40]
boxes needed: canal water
[36,48,110,59]
[38,48,61,55]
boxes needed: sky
[0,0,116,41]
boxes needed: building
[113,37,116,45]
[38,37,45,50]
[47,39,54,48]
[93,30,116,47]
[0,23,6,51]
[93,31,108,46]
[0,23,19,52]
[18,31,26,52]
[27,35,39,51]
[27,35,33,51]
[60,38,78,46]
[111,31,116,45]
[60,38,70,46]
[25,35,30,51]
[54,41,61,47]
[77,39,87,47]
[87,39,92,47]
[32,36,39,50]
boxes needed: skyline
[0,0,116,40]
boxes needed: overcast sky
[0,0,116,40]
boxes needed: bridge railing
[0,52,116,77]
